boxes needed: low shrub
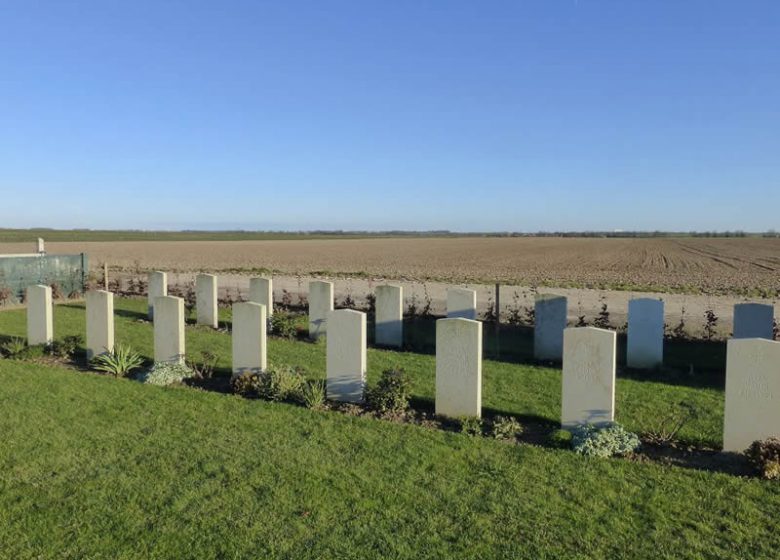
[136,362,193,386]
[257,365,305,401]
[490,416,523,441]
[366,368,412,416]
[48,335,84,359]
[231,371,260,396]
[745,438,780,480]
[297,380,326,410]
[91,344,145,377]
[1,337,27,359]
[571,423,641,458]
[458,416,483,437]
[231,366,305,402]
[269,313,298,339]
[549,428,573,449]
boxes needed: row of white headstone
[307,280,776,370]
[21,276,779,453]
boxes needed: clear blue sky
[1,1,778,232]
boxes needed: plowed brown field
[1,237,778,296]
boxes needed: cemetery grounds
[1,295,780,559]
[1,233,780,558]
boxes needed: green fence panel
[0,253,88,303]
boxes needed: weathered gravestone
[26,284,53,345]
[196,273,218,328]
[627,298,664,369]
[309,280,334,340]
[232,302,267,377]
[733,303,774,340]
[153,296,185,364]
[446,287,477,320]
[147,271,167,320]
[723,338,780,452]
[534,295,567,361]
[326,309,367,403]
[375,284,403,347]
[86,289,114,360]
[561,327,616,428]
[435,318,482,418]
[249,277,273,318]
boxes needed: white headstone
[723,338,780,452]
[309,280,334,340]
[375,284,403,348]
[147,271,167,320]
[196,273,218,328]
[36,237,45,254]
[733,303,774,340]
[534,295,567,361]
[435,318,482,418]
[249,277,273,318]
[232,302,267,377]
[86,290,114,361]
[627,298,664,369]
[26,284,53,345]
[154,296,185,364]
[326,309,367,403]
[446,287,477,320]
[561,327,616,428]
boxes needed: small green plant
[280,289,293,310]
[187,350,218,379]
[366,368,412,416]
[270,313,298,339]
[233,366,306,401]
[48,335,84,359]
[1,337,27,358]
[490,416,523,441]
[745,438,780,480]
[136,362,193,386]
[340,292,356,309]
[365,293,376,314]
[420,284,433,317]
[703,309,719,340]
[458,416,483,437]
[549,428,573,449]
[506,291,524,325]
[257,365,305,401]
[297,379,326,410]
[571,423,640,458]
[92,344,145,377]
[231,371,260,396]
[593,301,610,329]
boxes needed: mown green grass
[1,300,778,558]
[0,298,725,447]
[1,357,779,558]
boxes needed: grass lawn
[0,298,778,558]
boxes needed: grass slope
[1,360,779,559]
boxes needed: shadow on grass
[383,316,727,390]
